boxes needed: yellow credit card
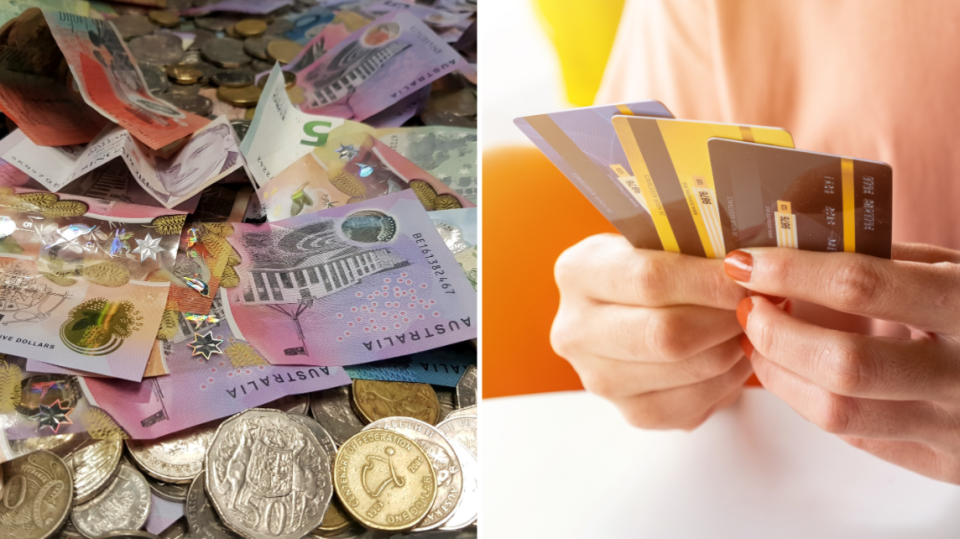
[612,116,795,258]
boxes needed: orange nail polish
[724,250,753,282]
[740,333,754,359]
[736,297,753,329]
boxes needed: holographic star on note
[184,313,219,329]
[335,143,359,161]
[133,233,164,262]
[189,332,224,360]
[29,400,73,434]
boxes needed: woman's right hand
[551,233,755,430]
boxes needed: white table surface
[482,389,960,538]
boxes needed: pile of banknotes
[517,101,893,258]
[0,0,477,538]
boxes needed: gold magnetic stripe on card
[612,118,681,253]
[842,158,856,253]
[616,105,635,116]
[739,126,755,142]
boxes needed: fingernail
[749,291,786,305]
[724,250,753,282]
[740,333,753,359]
[736,297,753,329]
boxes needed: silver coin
[308,385,364,447]
[438,441,478,531]
[157,518,189,539]
[229,120,250,143]
[71,463,151,538]
[184,472,240,539]
[146,477,189,502]
[285,412,336,471]
[187,29,217,52]
[445,405,476,421]
[363,417,463,531]
[264,20,295,36]
[435,386,456,422]
[200,38,252,69]
[180,50,204,65]
[140,64,170,95]
[205,409,332,539]
[455,365,477,408]
[128,34,186,67]
[194,17,234,32]
[110,15,155,40]
[126,422,218,484]
[436,416,477,457]
[249,59,273,73]
[63,438,124,505]
[242,37,271,61]
[0,451,73,539]
[91,533,159,539]
[56,519,86,539]
[159,92,213,116]
[210,69,255,88]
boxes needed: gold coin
[256,69,297,89]
[225,23,239,39]
[244,107,257,120]
[334,429,438,532]
[235,19,267,38]
[148,10,180,28]
[312,497,353,536]
[351,380,440,425]
[266,38,302,65]
[217,84,262,107]
[166,64,203,85]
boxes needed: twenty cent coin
[438,441,477,531]
[334,429,438,532]
[63,438,123,504]
[309,385,365,447]
[128,34,185,67]
[436,416,476,456]
[455,365,477,408]
[146,476,190,502]
[364,417,463,531]
[0,450,73,539]
[184,472,240,539]
[205,409,332,539]
[201,38,252,69]
[126,422,217,484]
[71,463,151,538]
[352,380,440,425]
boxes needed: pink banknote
[224,190,477,367]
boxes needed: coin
[167,64,204,85]
[91,533,160,539]
[235,20,267,39]
[351,380,440,425]
[146,476,190,502]
[128,34,185,67]
[194,17,233,32]
[159,92,213,116]
[242,37,270,60]
[434,386,455,422]
[265,19,295,36]
[184,472,240,539]
[7,432,76,460]
[229,120,250,143]
[225,24,239,39]
[455,365,477,408]
[438,441,478,531]
[188,29,217,52]
[309,385,365,447]
[18,374,82,415]
[266,39,301,65]
[57,519,86,539]
[244,108,257,121]
[334,429,438,532]
[256,70,296,89]
[0,450,73,539]
[63,438,123,504]
[285,412,336,470]
[149,11,181,29]
[364,417,463,531]
[71,463,151,538]
[249,58,273,73]
[211,69,255,88]
[201,38,252,69]
[445,405,476,421]
[310,497,352,537]
[142,64,171,94]
[436,416,476,456]
[111,15,154,40]
[126,423,217,484]
[205,409,332,539]
[157,519,189,539]
[216,85,261,107]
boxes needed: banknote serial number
[413,232,456,294]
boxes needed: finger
[892,242,960,264]
[750,351,949,444]
[610,358,753,430]
[838,437,960,484]
[570,336,745,398]
[724,247,960,333]
[740,296,959,400]
[562,302,743,362]
[556,234,748,309]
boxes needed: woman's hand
[552,234,754,430]
[729,242,960,483]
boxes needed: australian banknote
[295,10,461,120]
[430,207,476,289]
[343,341,475,386]
[43,11,210,150]
[222,190,477,367]
[378,126,477,202]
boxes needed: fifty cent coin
[71,463,151,538]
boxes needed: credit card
[708,139,892,258]
[612,116,795,258]
[514,101,674,249]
